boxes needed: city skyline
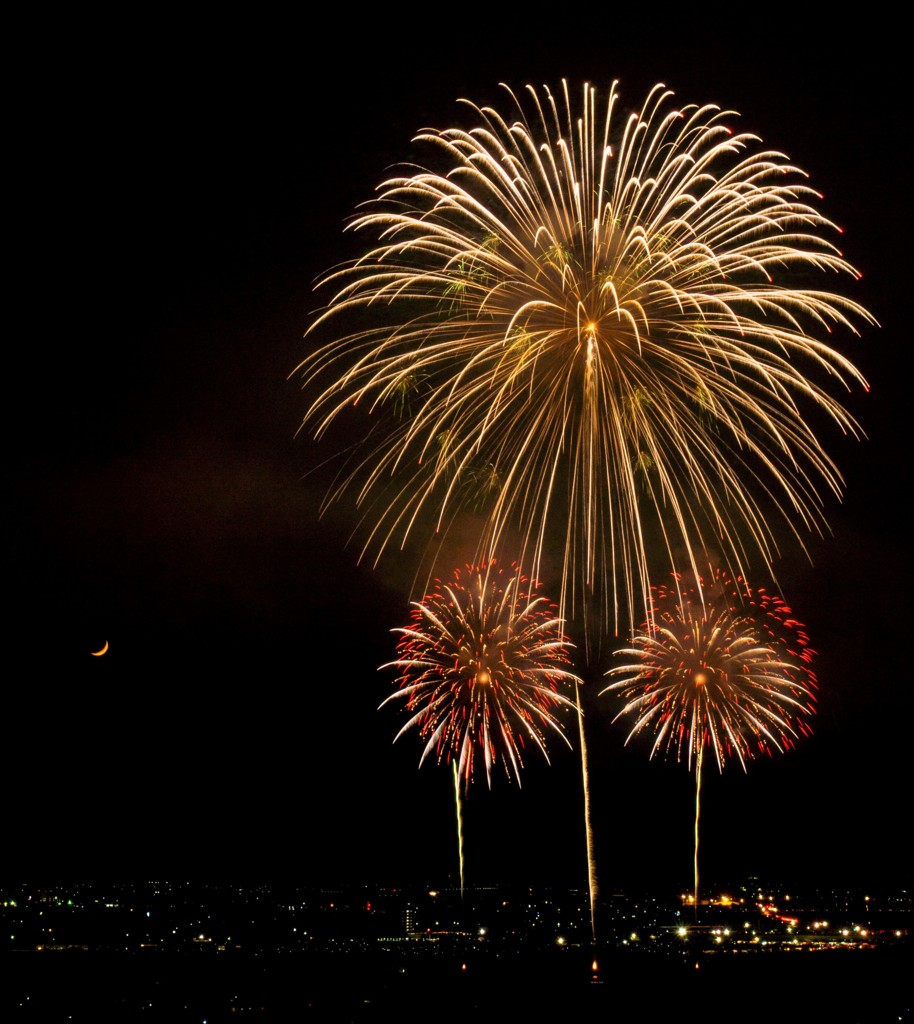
[5,878,907,1022]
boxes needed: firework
[603,569,817,768]
[296,80,874,632]
[602,568,817,905]
[380,561,580,788]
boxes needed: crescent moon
[91,640,109,657]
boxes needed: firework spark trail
[603,568,818,907]
[452,761,465,902]
[694,743,703,918]
[574,679,598,943]
[380,561,579,787]
[296,79,874,635]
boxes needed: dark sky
[11,16,909,893]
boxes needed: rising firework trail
[296,79,874,636]
[380,562,580,894]
[452,761,465,899]
[603,569,817,911]
[574,676,598,942]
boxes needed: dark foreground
[4,945,910,1023]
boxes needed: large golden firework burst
[297,80,874,631]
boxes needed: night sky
[11,16,908,892]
